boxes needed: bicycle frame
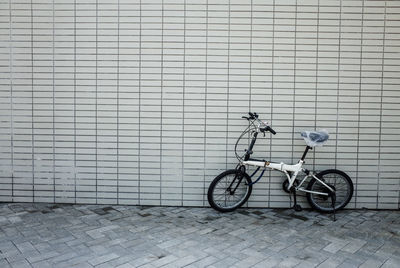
[241,159,333,196]
[239,121,334,196]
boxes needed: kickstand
[330,192,336,222]
[291,187,302,212]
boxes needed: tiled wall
[1,0,399,209]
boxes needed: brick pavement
[0,203,399,268]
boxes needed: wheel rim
[212,173,250,210]
[310,172,351,210]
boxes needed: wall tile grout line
[377,1,387,209]
[181,0,186,207]
[268,0,276,208]
[30,0,34,203]
[138,0,141,205]
[74,0,77,204]
[291,0,298,166]
[251,0,255,209]
[117,0,120,205]
[225,0,230,172]
[249,0,253,124]
[95,0,98,204]
[202,0,209,207]
[335,0,343,171]
[248,0,253,210]
[313,0,321,170]
[355,0,365,207]
[8,0,14,202]
[52,0,55,203]
[160,0,164,206]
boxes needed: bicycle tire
[207,169,252,212]
[306,169,354,213]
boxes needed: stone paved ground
[0,203,399,268]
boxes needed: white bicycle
[207,112,354,219]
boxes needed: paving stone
[381,257,400,268]
[359,258,386,268]
[95,255,136,268]
[30,260,53,268]
[295,260,319,268]
[0,203,398,268]
[26,250,60,264]
[341,239,367,254]
[323,241,349,254]
[0,258,11,268]
[9,259,32,268]
[232,255,266,268]
[317,257,344,268]
[129,254,159,267]
[277,256,302,267]
[70,262,93,268]
[148,255,178,267]
[208,256,240,268]
[190,256,219,267]
[15,242,36,254]
[252,254,283,268]
[116,263,135,268]
[337,259,361,268]
[88,253,119,266]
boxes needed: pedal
[293,204,302,212]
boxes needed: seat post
[301,146,312,161]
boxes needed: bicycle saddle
[301,130,329,147]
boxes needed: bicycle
[207,112,354,220]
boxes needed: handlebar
[243,112,276,135]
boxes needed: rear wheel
[306,169,353,213]
[207,169,252,212]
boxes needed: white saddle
[301,130,329,147]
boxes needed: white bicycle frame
[241,159,334,196]
[241,118,334,196]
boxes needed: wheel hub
[226,188,234,195]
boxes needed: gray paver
[88,253,119,266]
[0,203,398,268]
[381,257,400,268]
[359,258,386,268]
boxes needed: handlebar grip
[248,112,259,119]
[268,127,277,135]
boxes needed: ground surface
[0,203,399,268]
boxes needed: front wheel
[207,169,252,212]
[306,169,354,213]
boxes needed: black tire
[306,169,353,213]
[207,169,253,212]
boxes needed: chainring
[282,179,299,193]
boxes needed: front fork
[226,165,246,195]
